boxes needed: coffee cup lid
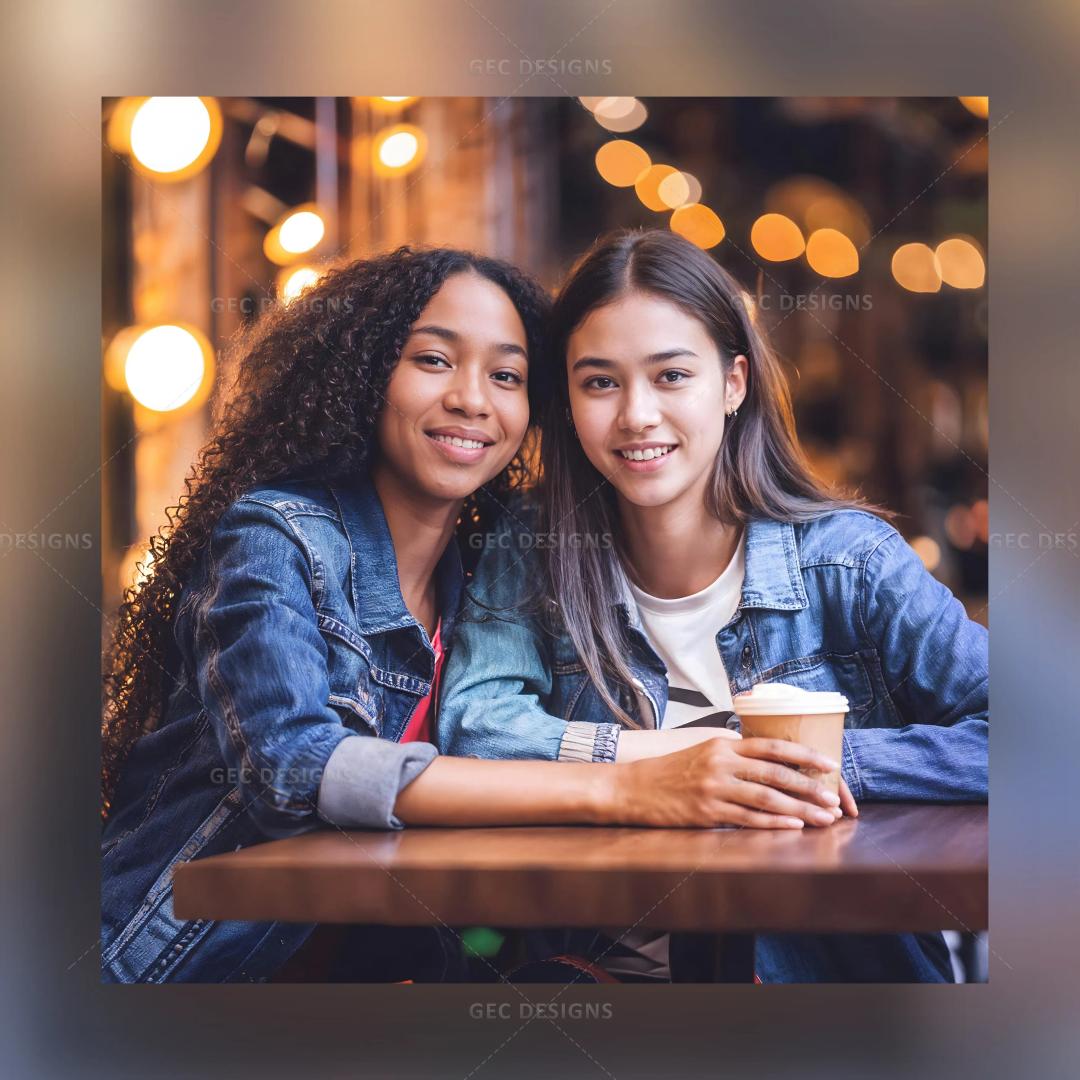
[732,681,849,716]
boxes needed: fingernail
[822,759,840,771]
[822,791,840,806]
[786,818,805,828]
[812,810,834,825]
[833,806,842,817]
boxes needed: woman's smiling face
[376,270,531,503]
[567,290,746,512]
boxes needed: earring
[726,406,739,419]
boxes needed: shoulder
[792,508,900,570]
[235,480,339,522]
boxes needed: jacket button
[741,645,752,664]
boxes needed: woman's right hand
[609,736,844,829]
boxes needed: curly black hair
[101,246,551,820]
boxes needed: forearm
[614,727,738,762]
[842,718,987,801]
[393,755,616,826]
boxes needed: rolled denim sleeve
[317,735,437,829]
[438,522,619,764]
[183,498,430,837]
[844,530,988,801]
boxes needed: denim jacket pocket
[756,652,875,723]
[318,614,382,735]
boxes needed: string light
[119,324,214,413]
[373,124,427,175]
[126,97,222,181]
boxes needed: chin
[613,479,683,509]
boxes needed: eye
[416,353,450,369]
[491,369,525,386]
[658,369,690,384]
[584,375,617,390]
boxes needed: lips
[613,443,678,473]
[425,428,495,464]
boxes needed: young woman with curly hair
[100,246,779,984]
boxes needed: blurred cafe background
[101,96,989,621]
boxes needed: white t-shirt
[601,536,747,982]
[628,536,745,729]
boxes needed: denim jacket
[439,505,988,803]
[101,476,458,982]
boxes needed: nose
[617,380,661,434]
[442,362,491,418]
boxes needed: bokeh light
[594,98,648,133]
[373,123,427,175]
[121,324,213,413]
[657,170,701,209]
[805,228,859,277]
[910,535,942,571]
[278,266,321,303]
[750,213,805,262]
[127,96,222,181]
[669,204,726,249]
[935,237,986,289]
[594,140,651,187]
[635,164,679,211]
[958,96,989,118]
[892,242,942,293]
[263,204,326,264]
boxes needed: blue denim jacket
[440,505,988,804]
[101,476,458,982]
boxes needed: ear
[726,354,749,412]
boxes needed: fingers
[839,777,859,817]
[735,737,839,774]
[735,761,840,809]
[726,779,840,826]
[725,806,806,829]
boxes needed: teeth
[431,434,486,449]
[619,446,674,461]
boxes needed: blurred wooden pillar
[346,96,555,273]
[123,173,213,594]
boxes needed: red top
[399,620,443,744]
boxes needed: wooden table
[174,803,986,979]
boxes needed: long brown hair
[540,229,875,726]
[101,246,550,820]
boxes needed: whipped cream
[732,681,849,717]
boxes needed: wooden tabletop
[173,803,987,934]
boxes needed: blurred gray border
[4,1,1079,1076]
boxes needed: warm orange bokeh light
[805,228,859,278]
[935,237,986,289]
[750,213,805,262]
[595,140,652,188]
[669,204,726,249]
[892,243,942,293]
[635,164,680,211]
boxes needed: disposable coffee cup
[732,682,849,794]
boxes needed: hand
[610,736,844,829]
[838,775,858,818]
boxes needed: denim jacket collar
[615,516,808,626]
[329,475,464,638]
[740,517,809,611]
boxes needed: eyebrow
[411,324,527,359]
[571,348,698,372]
